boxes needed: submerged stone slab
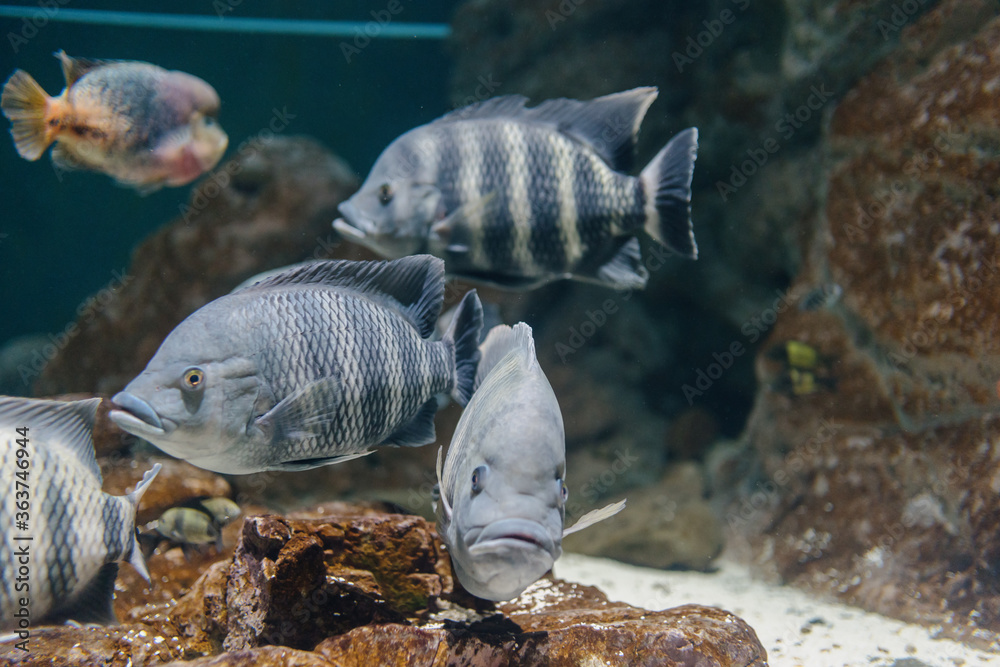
[0,504,766,665]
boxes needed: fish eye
[378,183,394,206]
[560,481,568,502]
[471,465,486,493]
[182,367,206,390]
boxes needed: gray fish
[110,255,483,475]
[0,396,159,630]
[334,87,698,291]
[434,323,624,601]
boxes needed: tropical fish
[334,87,698,290]
[0,396,160,630]
[154,497,240,546]
[434,323,624,601]
[110,255,483,475]
[1,50,227,192]
[155,507,222,547]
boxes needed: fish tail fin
[125,463,162,582]
[1,70,53,161]
[443,289,483,406]
[639,127,698,260]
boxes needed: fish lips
[333,200,373,240]
[466,518,557,558]
[109,391,171,438]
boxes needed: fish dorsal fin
[0,396,102,481]
[240,255,446,339]
[432,95,531,124]
[563,499,626,537]
[523,87,658,172]
[432,88,658,172]
[474,322,536,389]
[55,51,118,87]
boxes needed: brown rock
[563,462,723,570]
[725,0,1000,651]
[312,582,765,666]
[35,136,359,397]
[5,504,765,665]
[166,646,335,666]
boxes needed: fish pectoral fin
[52,143,88,172]
[255,376,343,443]
[579,237,648,290]
[273,450,374,472]
[563,499,626,537]
[45,562,119,626]
[380,398,438,448]
[431,191,500,241]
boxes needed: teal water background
[0,1,457,346]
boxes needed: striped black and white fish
[334,87,698,290]
[0,396,159,630]
[110,255,484,475]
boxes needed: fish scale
[335,87,698,290]
[111,256,483,474]
[0,397,158,629]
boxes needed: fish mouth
[467,519,556,556]
[333,200,373,240]
[109,392,168,438]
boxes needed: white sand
[555,554,998,667]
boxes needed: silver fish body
[110,256,483,475]
[0,397,159,629]
[334,87,698,291]
[435,323,566,601]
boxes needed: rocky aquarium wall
[0,0,998,664]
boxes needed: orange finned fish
[1,51,228,193]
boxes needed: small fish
[435,323,624,601]
[0,396,160,629]
[110,255,483,474]
[198,496,241,526]
[334,87,698,291]
[153,497,241,549]
[797,283,843,311]
[1,51,227,192]
[155,507,221,546]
